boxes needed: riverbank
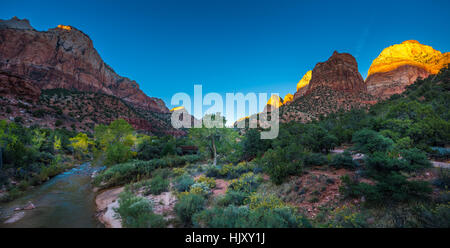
[95,187,124,228]
[0,162,102,227]
[0,157,88,204]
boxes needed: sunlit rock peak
[170,106,185,112]
[367,40,450,77]
[283,93,293,104]
[296,70,312,91]
[267,94,283,108]
[57,24,72,31]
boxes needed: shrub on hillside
[303,153,328,167]
[340,173,432,205]
[215,190,249,207]
[352,129,394,154]
[115,191,166,228]
[399,148,432,171]
[261,144,303,185]
[174,174,195,192]
[193,205,306,228]
[145,175,169,195]
[330,151,357,169]
[174,193,206,226]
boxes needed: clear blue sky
[2,0,449,123]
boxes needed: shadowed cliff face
[0,17,168,113]
[366,40,449,99]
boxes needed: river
[0,162,104,228]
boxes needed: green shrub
[352,129,394,154]
[304,153,327,167]
[194,205,305,228]
[174,174,195,192]
[340,172,432,205]
[365,152,409,175]
[262,144,303,185]
[105,142,133,166]
[146,175,169,195]
[327,205,368,228]
[433,168,450,189]
[94,155,202,188]
[399,148,432,171]
[93,160,154,188]
[195,175,216,188]
[216,190,249,206]
[330,151,357,169]
[411,203,450,228]
[174,193,206,226]
[228,172,260,193]
[115,192,166,228]
[189,182,211,195]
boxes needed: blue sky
[2,0,449,123]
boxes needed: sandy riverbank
[95,187,124,228]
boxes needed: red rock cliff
[306,51,366,95]
[0,17,168,113]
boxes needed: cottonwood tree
[189,113,239,165]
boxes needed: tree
[53,135,62,152]
[300,124,338,153]
[352,129,394,154]
[262,143,303,184]
[94,119,136,165]
[70,133,94,159]
[189,113,239,165]
[241,128,271,160]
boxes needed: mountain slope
[0,17,181,135]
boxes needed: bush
[205,165,221,178]
[365,152,409,175]
[216,190,249,207]
[105,142,134,166]
[195,175,216,189]
[241,128,272,160]
[352,129,394,154]
[146,176,169,195]
[189,182,211,195]
[193,205,305,228]
[174,193,206,226]
[330,151,357,169]
[327,205,368,228]
[433,168,450,189]
[55,120,63,127]
[411,203,450,228]
[399,148,432,171]
[262,144,303,185]
[304,153,327,167]
[174,174,195,192]
[299,124,338,153]
[94,155,202,188]
[228,172,260,193]
[93,160,155,188]
[340,172,432,205]
[115,192,166,228]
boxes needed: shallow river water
[0,163,104,228]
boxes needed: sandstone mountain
[283,93,293,105]
[293,70,312,99]
[235,41,448,127]
[0,17,168,112]
[366,40,449,99]
[0,17,181,135]
[279,51,375,123]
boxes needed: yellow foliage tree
[70,133,94,159]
